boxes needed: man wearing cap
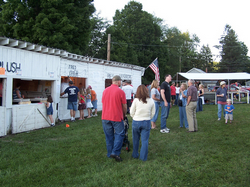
[88,85,98,117]
[216,81,227,120]
[60,81,80,122]
[102,75,127,162]
[122,80,134,114]
[186,79,198,132]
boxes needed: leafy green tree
[217,24,250,72]
[85,13,110,57]
[0,0,95,55]
[162,28,201,74]
[95,1,168,83]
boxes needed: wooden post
[179,56,181,72]
[107,34,111,61]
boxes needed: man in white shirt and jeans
[122,80,134,114]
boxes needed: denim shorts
[92,100,97,109]
[47,108,53,115]
[67,102,78,111]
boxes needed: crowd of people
[40,74,235,162]
[59,80,98,123]
[101,74,203,162]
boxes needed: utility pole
[107,34,111,61]
[179,56,181,72]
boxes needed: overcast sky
[93,0,250,61]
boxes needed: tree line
[0,1,249,83]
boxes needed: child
[46,95,54,126]
[86,88,93,118]
[78,89,86,120]
[224,99,235,124]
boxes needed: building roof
[186,68,206,73]
[0,37,145,75]
[176,72,250,81]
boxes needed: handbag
[178,99,182,107]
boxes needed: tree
[0,0,95,55]
[162,28,201,74]
[217,24,250,72]
[198,44,214,72]
[95,1,168,83]
[85,13,110,57]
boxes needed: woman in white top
[175,83,180,105]
[150,80,160,129]
[130,85,155,161]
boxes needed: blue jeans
[218,104,225,118]
[151,101,160,122]
[132,120,151,161]
[102,120,125,157]
[196,98,203,112]
[160,101,170,129]
[175,94,179,105]
[179,106,189,128]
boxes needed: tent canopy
[175,72,250,81]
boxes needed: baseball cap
[220,81,226,86]
[69,81,73,85]
[113,75,122,81]
[88,85,92,89]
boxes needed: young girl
[46,95,54,126]
[78,89,86,120]
[86,88,93,118]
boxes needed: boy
[224,99,235,124]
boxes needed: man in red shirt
[170,82,176,106]
[102,75,127,162]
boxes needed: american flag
[149,58,160,81]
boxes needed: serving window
[61,76,86,91]
[12,79,53,105]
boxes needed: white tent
[176,72,250,81]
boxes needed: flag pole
[145,57,158,70]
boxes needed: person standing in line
[150,80,160,129]
[186,79,198,132]
[46,95,55,126]
[160,74,172,133]
[122,80,134,114]
[170,82,176,106]
[102,75,127,162]
[216,81,227,121]
[60,80,80,122]
[197,84,205,112]
[175,83,180,106]
[86,88,93,118]
[78,88,86,120]
[178,83,189,129]
[130,85,155,161]
[88,85,98,117]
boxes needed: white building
[0,37,145,137]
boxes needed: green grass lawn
[1,104,250,187]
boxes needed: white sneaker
[218,118,221,121]
[94,114,98,117]
[160,129,170,133]
[166,127,170,131]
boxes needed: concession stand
[0,37,145,136]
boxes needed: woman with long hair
[150,80,160,129]
[178,83,189,129]
[130,85,155,161]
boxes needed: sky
[93,0,250,61]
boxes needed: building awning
[175,72,250,81]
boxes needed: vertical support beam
[107,34,111,61]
